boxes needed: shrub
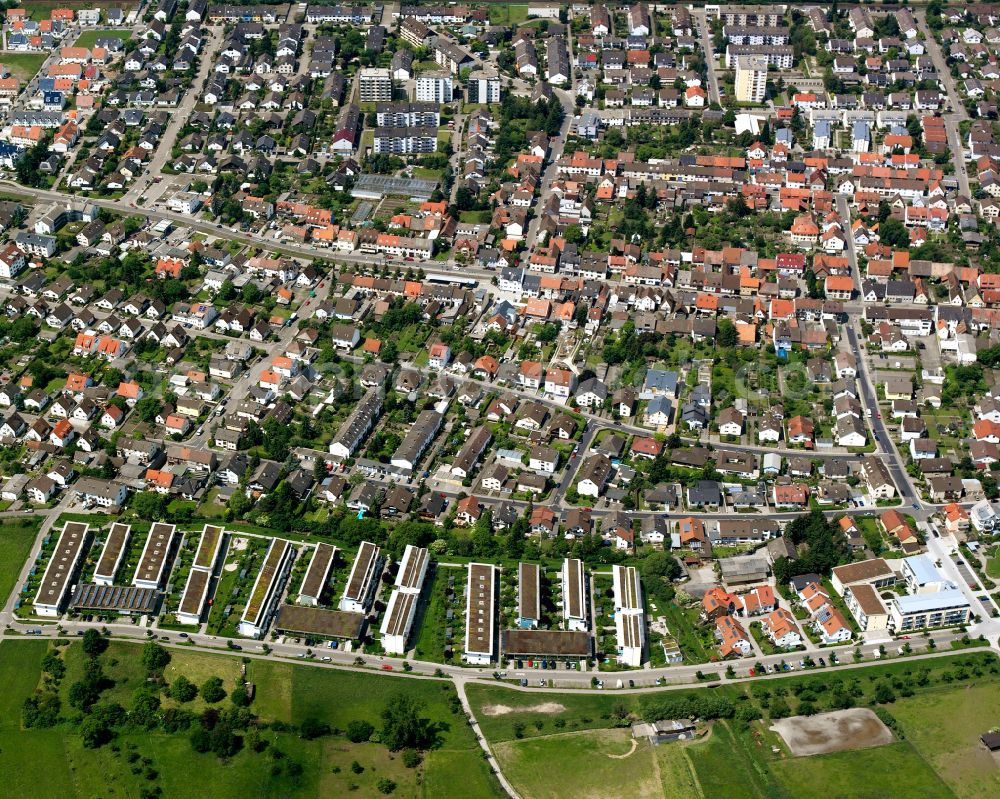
[300,717,331,740]
[345,720,374,743]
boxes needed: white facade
[735,55,768,103]
[415,75,453,103]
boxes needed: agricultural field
[472,652,1000,799]
[0,639,504,799]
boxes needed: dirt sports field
[771,708,894,756]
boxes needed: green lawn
[0,516,42,608]
[73,29,131,48]
[986,554,1000,580]
[0,639,504,799]
[3,53,47,83]
[411,564,462,665]
[660,601,714,663]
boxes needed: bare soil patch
[771,708,894,757]
[481,702,567,716]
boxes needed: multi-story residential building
[373,127,438,155]
[415,73,453,103]
[735,55,768,103]
[359,67,393,102]
[467,70,501,104]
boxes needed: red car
[381,664,393,671]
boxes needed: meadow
[0,639,504,798]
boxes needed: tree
[22,693,61,728]
[130,688,162,730]
[16,133,52,187]
[401,749,422,768]
[200,676,226,704]
[69,678,101,711]
[769,697,791,718]
[878,217,910,249]
[345,719,374,743]
[133,396,161,423]
[141,642,171,674]
[380,694,435,751]
[716,319,738,348]
[80,714,114,748]
[376,778,396,795]
[641,551,681,583]
[563,224,585,244]
[130,491,168,521]
[41,651,66,681]
[230,685,251,707]
[169,676,198,703]
[81,629,108,658]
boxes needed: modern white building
[464,562,497,665]
[561,558,588,632]
[132,522,176,590]
[467,70,501,104]
[612,564,645,667]
[238,538,293,638]
[34,521,90,616]
[93,523,131,586]
[517,562,540,628]
[415,74,453,103]
[888,589,972,634]
[176,524,225,625]
[381,589,420,655]
[339,541,384,613]
[298,542,337,606]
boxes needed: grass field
[494,728,663,799]
[0,639,504,799]
[0,517,42,607]
[468,684,627,743]
[473,652,1000,799]
[488,3,529,25]
[687,720,782,799]
[73,29,131,48]
[3,53,46,83]
[892,683,1000,799]
[770,741,956,799]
